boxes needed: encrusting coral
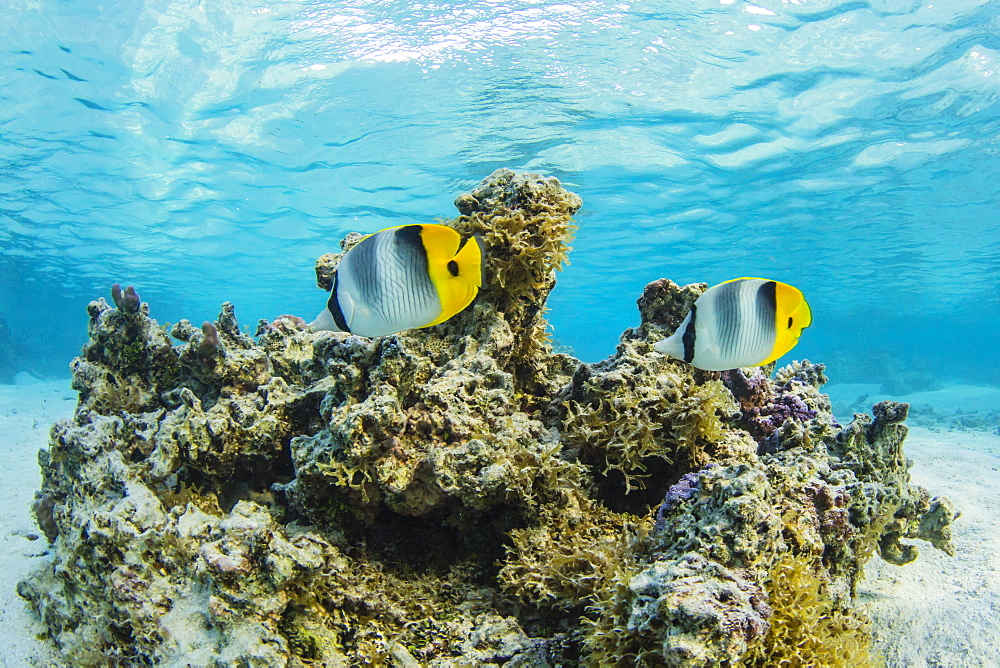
[19,169,956,666]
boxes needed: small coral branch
[110,283,141,313]
[198,321,222,358]
[32,492,58,543]
[265,315,308,334]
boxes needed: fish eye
[448,260,459,276]
[787,317,793,328]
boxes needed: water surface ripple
[1,0,998,375]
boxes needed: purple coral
[110,283,141,313]
[760,392,817,433]
[722,369,817,447]
[721,368,770,403]
[654,464,716,531]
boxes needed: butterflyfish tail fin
[309,308,342,332]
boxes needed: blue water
[2,0,999,386]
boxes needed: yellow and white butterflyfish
[653,277,811,371]
[310,223,484,338]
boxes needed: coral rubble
[20,169,956,666]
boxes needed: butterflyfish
[653,277,811,371]
[310,223,484,338]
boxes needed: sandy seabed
[1,380,998,667]
[0,380,74,667]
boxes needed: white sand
[858,426,1000,667]
[1,382,998,666]
[0,380,75,667]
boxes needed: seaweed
[742,555,876,667]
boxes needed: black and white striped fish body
[653,278,811,371]
[310,224,483,338]
[334,225,441,336]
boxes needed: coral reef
[19,169,956,666]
